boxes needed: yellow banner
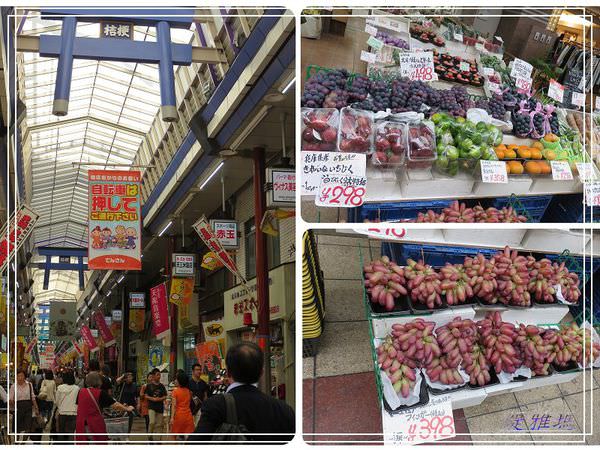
[129,309,145,333]
[178,302,194,329]
[169,277,194,306]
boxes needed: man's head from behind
[226,342,264,384]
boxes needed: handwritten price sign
[480,160,508,184]
[383,394,455,445]
[551,161,573,181]
[400,51,435,82]
[511,58,533,80]
[576,162,597,182]
[515,76,532,93]
[352,228,407,240]
[571,91,585,108]
[584,182,600,206]
[316,175,367,207]
[548,79,565,103]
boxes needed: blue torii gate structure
[36,247,88,291]
[38,8,195,122]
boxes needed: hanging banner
[49,301,77,341]
[129,309,145,333]
[25,336,37,356]
[169,277,194,306]
[148,343,165,369]
[172,253,195,277]
[0,204,39,273]
[93,310,115,346]
[194,341,223,381]
[88,170,142,270]
[192,216,246,284]
[210,220,239,249]
[150,283,170,339]
[72,340,83,356]
[201,252,224,271]
[80,325,98,351]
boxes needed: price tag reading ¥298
[316,175,367,208]
[551,161,573,181]
[480,160,508,183]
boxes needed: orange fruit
[544,150,557,161]
[496,144,507,151]
[508,161,524,174]
[507,144,518,150]
[495,149,505,159]
[532,142,544,150]
[505,149,517,159]
[544,133,559,143]
[524,161,541,175]
[539,161,552,174]
[505,162,511,174]
[530,149,542,160]
[517,148,532,159]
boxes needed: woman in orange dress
[170,372,195,439]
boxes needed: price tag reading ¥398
[551,161,573,181]
[480,160,508,183]
[316,174,367,207]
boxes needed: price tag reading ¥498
[480,160,508,184]
[316,175,367,208]
[399,51,435,82]
[551,161,573,181]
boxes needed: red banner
[93,311,115,346]
[80,325,98,351]
[72,340,83,356]
[24,337,37,356]
[0,204,39,273]
[150,283,170,339]
[193,216,246,284]
[88,170,142,270]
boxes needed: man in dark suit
[189,342,295,442]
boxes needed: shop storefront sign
[129,309,145,333]
[0,204,39,273]
[80,325,98,351]
[49,301,77,341]
[88,170,142,270]
[112,310,122,322]
[129,292,145,309]
[172,253,195,277]
[193,216,246,283]
[150,282,170,339]
[267,168,296,208]
[169,277,194,306]
[223,263,294,331]
[209,220,239,249]
[93,310,115,346]
[100,20,133,39]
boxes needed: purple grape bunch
[376,31,409,50]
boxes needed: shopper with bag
[115,372,139,433]
[145,368,167,441]
[170,372,195,440]
[8,369,39,439]
[189,364,209,426]
[54,371,79,441]
[138,373,152,432]
[37,370,56,421]
[75,372,134,442]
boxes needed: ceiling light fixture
[117,275,125,284]
[199,161,224,190]
[281,77,295,94]
[158,220,173,237]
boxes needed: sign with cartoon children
[88,170,142,270]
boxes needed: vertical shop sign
[172,254,195,277]
[0,204,39,273]
[267,168,296,208]
[129,292,145,308]
[88,170,142,270]
[209,220,239,249]
[49,301,77,341]
[193,216,247,284]
[80,325,98,351]
[93,310,116,346]
[150,283,170,339]
[129,309,145,333]
[169,277,194,306]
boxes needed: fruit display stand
[358,235,589,424]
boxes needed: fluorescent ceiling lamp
[281,78,295,94]
[158,220,173,237]
[199,161,224,190]
[117,275,125,284]
[107,290,112,297]
[141,254,143,259]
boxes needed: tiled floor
[303,232,600,444]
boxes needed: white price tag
[475,42,486,52]
[360,50,377,64]
[511,58,533,80]
[480,160,508,183]
[383,395,456,445]
[301,152,367,196]
[483,67,495,77]
[584,182,600,206]
[495,35,504,43]
[488,81,502,95]
[548,79,565,103]
[365,24,378,36]
[316,175,367,208]
[551,160,573,181]
[459,61,470,72]
[515,76,532,92]
[576,162,596,181]
[454,32,463,42]
[399,51,435,82]
[571,91,585,108]
[367,35,384,51]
